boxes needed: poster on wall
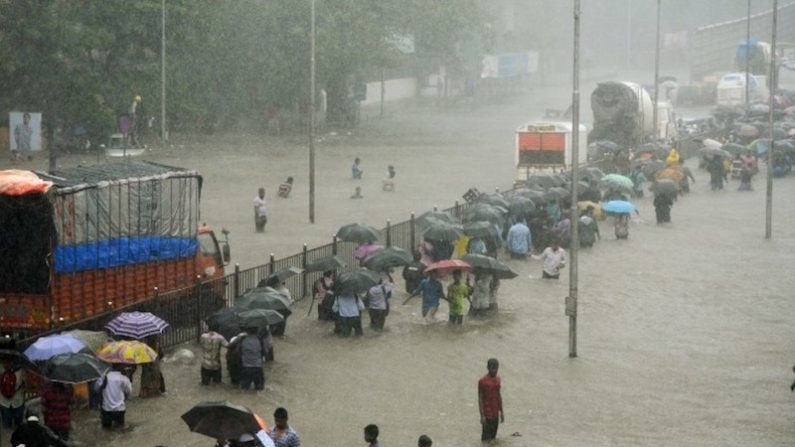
[8,111,43,153]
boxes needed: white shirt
[95,371,132,412]
[253,196,267,217]
[534,247,567,276]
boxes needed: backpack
[1,369,18,398]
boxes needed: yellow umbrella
[96,340,158,364]
[577,201,605,221]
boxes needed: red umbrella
[424,259,471,276]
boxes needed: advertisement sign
[9,111,43,152]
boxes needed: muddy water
[3,73,795,446]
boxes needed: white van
[716,73,769,106]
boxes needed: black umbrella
[544,187,569,201]
[0,349,38,371]
[514,188,546,205]
[258,266,304,287]
[416,210,458,226]
[722,142,746,155]
[460,254,518,280]
[336,223,380,243]
[237,309,285,329]
[235,288,292,313]
[182,401,265,440]
[362,247,412,272]
[39,353,110,383]
[305,255,346,273]
[206,308,242,341]
[508,196,536,215]
[423,221,463,242]
[464,204,504,224]
[589,140,621,153]
[526,173,556,188]
[650,179,678,196]
[463,221,493,238]
[338,268,381,295]
[477,194,509,209]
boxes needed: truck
[735,38,772,76]
[716,72,769,107]
[515,121,587,182]
[587,81,677,149]
[0,161,230,333]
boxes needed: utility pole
[745,0,752,111]
[766,0,778,239]
[161,0,167,143]
[309,0,316,224]
[652,0,661,139]
[567,0,581,359]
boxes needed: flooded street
[4,75,795,446]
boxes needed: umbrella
[105,311,169,339]
[237,309,285,329]
[0,349,38,371]
[771,127,788,140]
[416,210,458,226]
[702,139,723,150]
[698,146,732,158]
[583,166,606,180]
[235,288,292,313]
[464,204,504,224]
[463,221,494,238]
[774,140,795,151]
[24,333,86,361]
[650,179,678,196]
[602,200,636,214]
[460,254,517,279]
[353,242,383,260]
[258,266,304,288]
[526,173,556,188]
[425,259,471,276]
[544,187,569,201]
[305,255,346,273]
[747,138,770,155]
[362,247,412,272]
[96,340,158,364]
[423,222,463,241]
[338,267,381,295]
[39,353,110,383]
[514,188,546,204]
[182,401,267,440]
[736,124,760,137]
[65,330,112,353]
[508,196,536,215]
[601,174,634,190]
[477,194,509,209]
[336,223,380,243]
[588,140,620,153]
[206,308,243,340]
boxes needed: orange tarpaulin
[0,169,52,196]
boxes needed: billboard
[481,52,539,79]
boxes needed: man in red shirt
[478,358,504,441]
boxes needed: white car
[716,73,769,106]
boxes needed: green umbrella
[362,247,412,272]
[461,254,518,279]
[237,309,285,329]
[305,255,346,273]
[336,223,380,243]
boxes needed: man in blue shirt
[332,293,365,337]
[506,220,532,259]
[406,271,445,321]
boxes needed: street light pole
[567,0,581,359]
[309,0,316,224]
[652,0,661,140]
[161,0,167,143]
[745,0,752,111]
[765,0,777,239]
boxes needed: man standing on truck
[254,187,268,232]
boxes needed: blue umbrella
[24,333,87,361]
[602,200,636,214]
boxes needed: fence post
[269,254,275,274]
[410,212,416,251]
[195,275,203,342]
[332,236,338,255]
[454,200,460,220]
[386,219,391,247]
[495,187,500,194]
[233,264,240,303]
[433,205,438,212]
[301,243,308,299]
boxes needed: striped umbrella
[105,311,169,339]
[96,340,158,364]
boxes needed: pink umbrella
[424,259,471,276]
[353,242,382,260]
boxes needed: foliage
[0,0,491,138]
